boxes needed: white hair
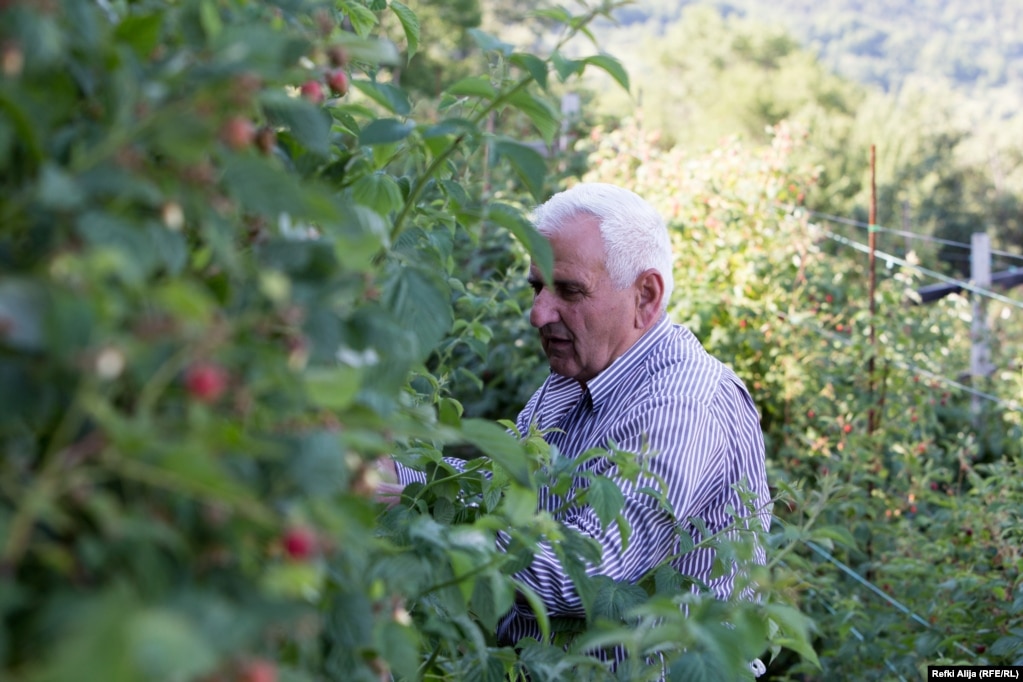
[531,182,674,308]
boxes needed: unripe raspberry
[238,658,277,682]
[327,45,349,67]
[254,126,276,155]
[220,116,256,150]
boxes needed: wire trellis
[774,310,1022,415]
[821,228,1023,312]
[787,205,1023,264]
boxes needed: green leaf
[501,484,538,526]
[358,118,416,145]
[198,0,223,39]
[467,28,513,55]
[36,163,84,210]
[32,587,139,682]
[651,563,695,594]
[351,80,411,116]
[287,430,349,497]
[766,603,821,668]
[152,280,216,327]
[511,53,549,90]
[582,54,630,93]
[112,13,163,59]
[325,204,390,271]
[551,51,582,82]
[350,172,403,214]
[304,365,362,410]
[667,648,721,682]
[221,157,339,221]
[461,419,530,486]
[470,572,515,632]
[211,23,303,73]
[382,264,452,360]
[260,90,333,156]
[507,91,559,143]
[586,476,625,531]
[514,583,552,642]
[261,561,325,600]
[485,202,553,284]
[445,76,497,100]
[808,524,858,549]
[257,239,338,281]
[591,576,647,622]
[0,278,46,352]
[438,397,463,427]
[154,445,254,505]
[375,620,422,681]
[129,609,218,681]
[534,7,572,23]
[389,1,419,59]
[328,34,401,66]
[148,112,213,163]
[493,138,547,202]
[75,211,156,283]
[146,222,188,274]
[417,119,476,158]
[991,633,1023,657]
[341,1,379,37]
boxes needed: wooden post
[971,232,992,422]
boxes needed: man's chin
[546,357,578,380]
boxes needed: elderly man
[388,182,771,674]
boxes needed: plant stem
[387,5,606,244]
[1,386,87,567]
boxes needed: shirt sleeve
[393,457,468,486]
[394,460,426,486]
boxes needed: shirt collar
[584,313,671,411]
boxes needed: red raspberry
[283,526,317,560]
[300,80,324,104]
[325,69,348,96]
[184,363,228,403]
[239,658,277,682]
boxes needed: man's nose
[529,289,558,329]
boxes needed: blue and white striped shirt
[396,315,771,667]
[493,315,771,651]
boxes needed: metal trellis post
[970,232,992,424]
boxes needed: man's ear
[634,268,665,328]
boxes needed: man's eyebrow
[531,276,586,291]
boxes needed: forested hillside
[609,0,1023,120]
[563,1,1023,275]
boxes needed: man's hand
[374,456,404,508]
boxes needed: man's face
[528,213,642,385]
